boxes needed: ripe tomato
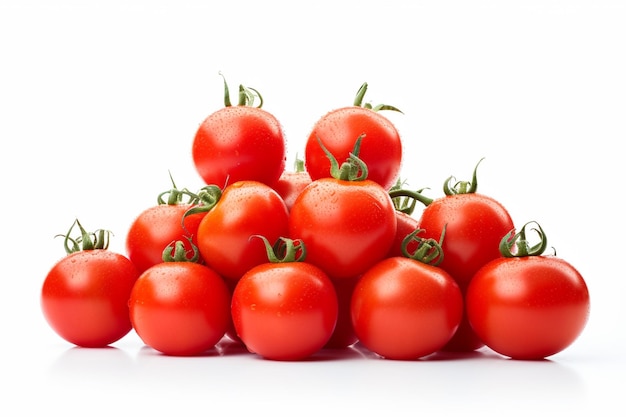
[323,275,360,349]
[413,160,515,288]
[192,76,286,188]
[129,241,231,356]
[289,137,397,280]
[466,222,590,360]
[231,237,339,360]
[305,82,403,191]
[41,220,139,348]
[125,181,208,273]
[273,157,312,211]
[196,180,290,282]
[386,183,422,258]
[351,234,463,360]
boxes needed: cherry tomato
[126,181,207,273]
[192,76,286,188]
[289,137,397,279]
[305,82,403,191]
[351,233,463,360]
[231,238,338,360]
[41,220,139,348]
[196,180,290,282]
[466,222,590,360]
[129,241,231,356]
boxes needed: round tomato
[231,238,338,361]
[466,222,590,360]
[305,82,402,191]
[351,254,463,360]
[196,180,290,282]
[41,220,140,348]
[289,138,397,279]
[126,184,207,273]
[192,77,286,188]
[129,242,231,356]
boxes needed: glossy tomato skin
[351,257,463,360]
[466,256,590,360]
[192,106,286,188]
[197,181,290,282]
[288,178,397,280]
[386,211,420,258]
[129,262,231,356]
[324,276,360,349]
[305,107,402,191]
[418,193,515,287]
[41,250,140,348]
[273,169,312,212]
[126,204,206,273]
[231,262,339,361]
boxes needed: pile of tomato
[41,77,590,361]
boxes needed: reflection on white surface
[38,336,593,416]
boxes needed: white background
[1,0,624,415]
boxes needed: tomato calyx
[181,184,223,218]
[56,219,112,254]
[389,179,429,215]
[353,82,403,114]
[401,227,446,266]
[162,237,202,263]
[157,172,203,206]
[252,235,307,263]
[499,221,549,258]
[220,72,264,108]
[443,157,485,196]
[317,134,368,181]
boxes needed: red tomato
[416,188,514,287]
[387,211,420,258]
[324,276,360,349]
[196,180,290,282]
[192,77,286,188]
[231,259,338,361]
[126,185,207,273]
[351,256,463,360]
[129,244,231,356]
[41,220,139,348]
[305,82,403,191]
[466,222,590,360]
[289,176,396,279]
[273,158,312,211]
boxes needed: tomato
[129,241,231,356]
[273,157,312,211]
[192,76,286,188]
[305,82,403,191]
[126,181,208,273]
[231,237,338,360]
[392,160,514,352]
[466,222,590,360]
[351,234,463,360]
[323,276,360,349]
[289,137,397,279]
[196,180,290,282]
[386,183,422,258]
[41,220,139,348]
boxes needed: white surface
[1,1,625,415]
